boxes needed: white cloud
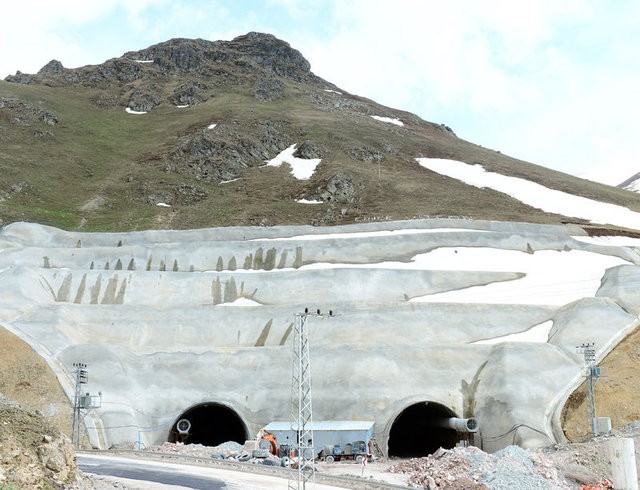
[0,0,179,76]
[293,1,640,182]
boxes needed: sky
[2,1,639,185]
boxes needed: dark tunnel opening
[168,403,247,446]
[388,402,461,458]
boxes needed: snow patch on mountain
[417,158,640,230]
[371,115,404,126]
[125,107,147,115]
[264,144,321,180]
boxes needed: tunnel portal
[168,402,248,446]
[388,401,461,457]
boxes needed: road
[77,452,348,489]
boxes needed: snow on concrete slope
[572,235,640,246]
[473,320,554,344]
[417,158,640,230]
[409,248,628,305]
[253,227,485,241]
[1,219,639,454]
[299,248,629,306]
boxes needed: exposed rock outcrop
[315,172,361,204]
[38,59,65,75]
[347,144,384,162]
[6,32,320,91]
[0,97,60,126]
[294,140,326,159]
[127,83,163,112]
[0,394,77,489]
[164,119,292,182]
[169,80,210,106]
[254,75,285,101]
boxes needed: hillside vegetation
[2,33,639,232]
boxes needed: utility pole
[576,343,601,436]
[288,308,333,490]
[70,362,102,449]
[71,362,88,448]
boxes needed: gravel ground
[109,433,633,490]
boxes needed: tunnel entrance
[388,401,461,458]
[168,402,247,446]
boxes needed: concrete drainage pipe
[176,419,191,435]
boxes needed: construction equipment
[257,429,280,456]
[262,420,375,456]
[319,440,372,464]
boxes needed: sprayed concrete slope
[1,219,639,453]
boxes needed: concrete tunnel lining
[168,402,248,447]
[388,401,462,457]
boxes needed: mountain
[2,32,640,233]
[4,34,640,476]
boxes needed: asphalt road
[77,453,347,489]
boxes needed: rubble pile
[144,441,286,467]
[145,440,241,457]
[390,445,573,490]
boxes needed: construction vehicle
[256,429,280,456]
[259,421,379,463]
[319,440,372,463]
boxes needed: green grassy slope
[2,48,639,233]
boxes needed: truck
[259,421,378,463]
[319,440,372,463]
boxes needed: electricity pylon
[288,308,333,490]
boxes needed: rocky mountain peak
[37,59,65,75]
[228,31,311,78]
[122,32,312,80]
[4,32,316,87]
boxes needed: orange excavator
[257,429,279,456]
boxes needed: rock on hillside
[3,32,640,233]
[5,32,321,89]
[0,394,77,489]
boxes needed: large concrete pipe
[433,417,478,433]
[176,419,191,435]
